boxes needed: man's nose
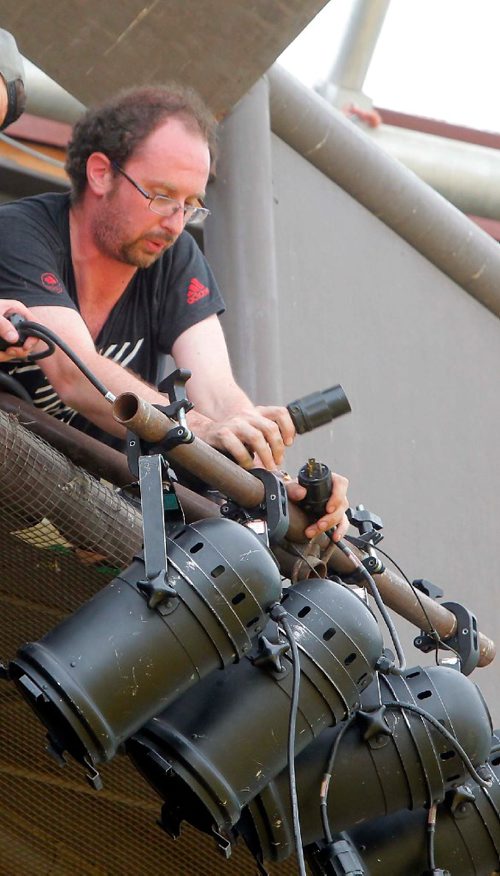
[159,207,185,235]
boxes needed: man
[0,83,348,540]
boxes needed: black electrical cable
[319,711,358,845]
[370,543,463,668]
[8,320,114,401]
[270,602,307,876]
[0,370,33,402]
[335,537,407,673]
[427,802,438,872]
[383,701,492,788]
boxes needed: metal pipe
[203,77,283,404]
[368,123,500,220]
[320,0,391,100]
[268,64,500,319]
[113,392,265,508]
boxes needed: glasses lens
[150,196,177,217]
[187,207,210,227]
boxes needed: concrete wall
[209,125,500,721]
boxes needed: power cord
[270,602,307,876]
[3,317,115,402]
[372,542,463,668]
[334,536,407,673]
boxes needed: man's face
[92,116,211,268]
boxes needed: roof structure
[1,0,329,115]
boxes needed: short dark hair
[65,83,218,201]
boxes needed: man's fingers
[256,405,296,446]
[325,473,349,514]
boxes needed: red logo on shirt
[41,272,63,293]
[187,277,209,305]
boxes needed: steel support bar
[268,64,500,319]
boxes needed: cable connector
[269,602,288,623]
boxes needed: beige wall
[268,133,500,720]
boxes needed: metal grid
[0,411,304,875]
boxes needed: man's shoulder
[0,191,70,228]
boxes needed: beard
[92,196,176,268]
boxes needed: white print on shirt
[12,337,145,422]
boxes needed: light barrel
[127,578,384,833]
[237,665,493,863]
[9,518,282,768]
[328,737,500,876]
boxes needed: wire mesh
[0,410,304,875]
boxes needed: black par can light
[314,732,500,876]
[9,518,282,772]
[127,578,384,834]
[236,665,493,864]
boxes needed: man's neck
[69,203,136,306]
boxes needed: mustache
[144,233,176,244]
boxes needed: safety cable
[371,542,462,668]
[270,602,307,876]
[383,701,492,788]
[334,537,407,673]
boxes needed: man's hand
[0,300,39,361]
[187,406,295,470]
[286,472,350,542]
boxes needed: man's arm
[172,315,350,540]
[26,304,179,437]
[2,304,349,538]
[172,315,296,469]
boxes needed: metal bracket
[137,454,178,610]
[220,469,289,545]
[414,601,479,676]
[250,468,290,544]
[83,758,103,791]
[211,825,232,859]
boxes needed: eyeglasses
[111,161,210,227]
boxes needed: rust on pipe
[274,540,495,668]
[113,392,265,508]
[0,393,221,524]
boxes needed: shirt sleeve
[156,230,225,353]
[0,202,77,310]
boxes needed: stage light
[235,664,492,866]
[127,577,384,835]
[307,732,500,875]
[9,518,282,778]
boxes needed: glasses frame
[110,161,210,226]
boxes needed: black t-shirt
[0,192,225,448]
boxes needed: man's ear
[86,152,114,196]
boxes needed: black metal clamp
[220,468,289,545]
[414,600,480,676]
